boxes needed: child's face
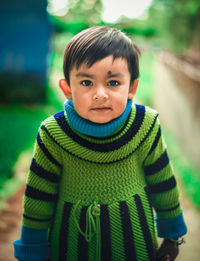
[61,55,138,124]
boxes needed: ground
[0,184,199,261]
[0,185,25,261]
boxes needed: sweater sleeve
[13,120,62,260]
[22,121,62,229]
[143,117,187,238]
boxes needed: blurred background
[0,0,199,260]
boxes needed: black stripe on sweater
[25,185,57,202]
[148,126,161,156]
[30,158,60,183]
[100,204,112,261]
[144,150,169,176]
[78,206,88,261]
[54,104,146,153]
[23,214,52,222]
[37,132,61,167]
[119,201,137,261]
[148,176,177,194]
[144,187,154,219]
[42,112,158,164]
[134,195,155,261]
[59,202,73,261]
[155,203,180,213]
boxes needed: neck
[64,99,133,137]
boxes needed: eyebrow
[75,72,94,78]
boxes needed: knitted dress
[21,101,186,261]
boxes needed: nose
[93,86,108,100]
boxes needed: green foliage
[111,0,200,54]
[66,0,103,25]
[49,0,200,55]
[117,18,156,38]
[0,105,54,189]
[50,17,88,34]
[163,129,200,210]
[147,0,200,53]
[136,51,155,106]
[50,0,104,34]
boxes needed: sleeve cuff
[156,211,187,238]
[13,240,49,261]
[13,226,49,261]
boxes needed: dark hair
[63,26,141,85]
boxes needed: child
[14,26,187,261]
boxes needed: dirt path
[0,185,25,261]
[0,184,199,260]
[176,193,200,260]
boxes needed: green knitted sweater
[22,103,184,261]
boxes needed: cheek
[120,91,130,109]
[73,96,88,114]
[114,98,128,114]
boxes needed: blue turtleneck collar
[64,99,133,138]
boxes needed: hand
[157,255,170,261]
[156,239,179,261]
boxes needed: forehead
[72,55,129,73]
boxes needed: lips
[91,107,111,111]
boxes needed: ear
[59,79,72,99]
[128,79,139,100]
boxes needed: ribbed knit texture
[20,103,186,261]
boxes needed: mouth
[91,107,112,112]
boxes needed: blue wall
[0,0,53,103]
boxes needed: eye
[107,80,120,87]
[81,80,93,86]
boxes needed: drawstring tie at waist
[73,200,101,261]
